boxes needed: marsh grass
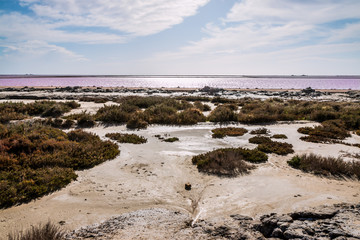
[288,153,360,180]
[105,133,147,144]
[211,127,248,138]
[192,148,267,176]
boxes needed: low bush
[248,136,272,144]
[0,101,79,123]
[193,101,211,111]
[287,153,360,180]
[176,108,206,125]
[0,123,119,208]
[126,114,148,130]
[257,141,294,155]
[79,96,110,103]
[95,104,137,123]
[211,127,248,138]
[66,111,96,128]
[163,137,179,142]
[192,147,267,176]
[272,134,288,139]
[105,133,147,144]
[175,96,211,102]
[8,221,65,240]
[39,118,75,129]
[298,120,350,143]
[249,136,293,155]
[250,128,269,135]
[208,105,237,123]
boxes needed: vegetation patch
[0,101,80,123]
[193,101,211,111]
[272,134,288,139]
[0,123,119,208]
[248,136,272,144]
[211,127,248,138]
[105,133,147,144]
[288,153,360,180]
[163,137,179,142]
[207,105,237,123]
[250,128,269,135]
[65,111,96,128]
[249,136,294,155]
[192,148,268,176]
[298,120,350,143]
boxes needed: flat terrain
[1,120,359,239]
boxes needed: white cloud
[18,0,210,36]
[1,40,87,61]
[0,0,209,62]
[226,0,360,24]
[147,0,360,74]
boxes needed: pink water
[0,76,359,90]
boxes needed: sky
[0,0,360,75]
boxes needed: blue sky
[0,0,360,75]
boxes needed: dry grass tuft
[8,221,64,240]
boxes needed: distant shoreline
[1,74,360,79]
[0,86,357,93]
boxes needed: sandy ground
[1,119,360,239]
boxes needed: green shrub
[95,105,135,123]
[272,134,288,139]
[105,133,147,144]
[192,147,267,176]
[79,96,109,103]
[126,114,148,130]
[0,123,119,208]
[250,128,269,135]
[0,101,79,123]
[208,105,237,123]
[249,136,293,155]
[298,120,350,143]
[176,108,206,125]
[8,221,65,240]
[249,136,272,144]
[193,101,211,111]
[163,137,179,142]
[211,127,248,138]
[287,153,360,179]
